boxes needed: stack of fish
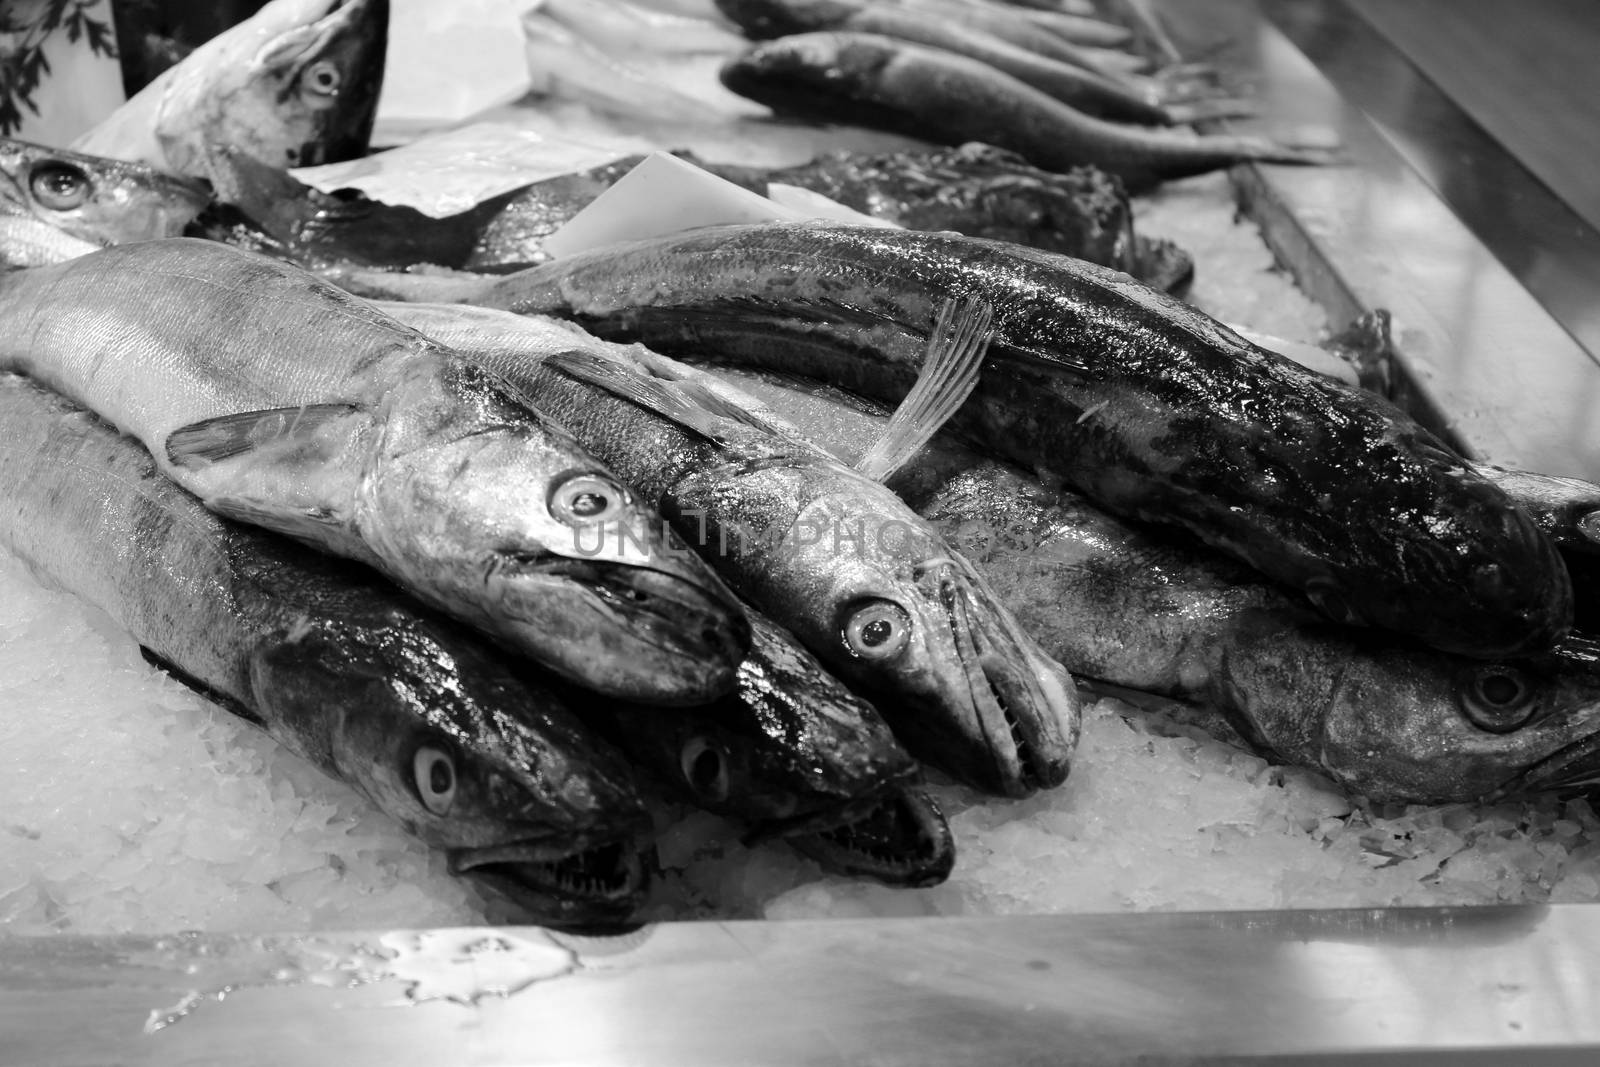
[710,0,1335,189]
[3,0,1600,934]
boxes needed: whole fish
[0,139,209,268]
[383,303,1079,798]
[190,143,1190,293]
[0,372,654,929]
[0,240,750,704]
[74,0,387,193]
[450,222,1571,659]
[724,368,1600,804]
[713,0,1240,125]
[720,33,1331,189]
[584,610,956,884]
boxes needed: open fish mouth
[451,837,653,928]
[1491,730,1600,799]
[937,567,1074,796]
[786,789,954,888]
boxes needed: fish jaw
[450,835,655,931]
[489,558,753,704]
[785,788,955,887]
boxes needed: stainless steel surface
[1152,0,1600,477]
[7,907,1600,1065]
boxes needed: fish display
[423,221,1571,660]
[73,0,387,195]
[713,0,1242,124]
[0,240,750,705]
[0,139,209,268]
[720,34,1329,189]
[0,371,655,929]
[380,302,1079,798]
[721,368,1600,805]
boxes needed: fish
[719,367,1600,805]
[720,33,1333,189]
[583,609,956,884]
[200,143,1192,293]
[73,0,387,194]
[380,302,1080,798]
[0,371,655,930]
[0,139,210,268]
[712,0,1244,125]
[0,239,750,705]
[449,221,1571,659]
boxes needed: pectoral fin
[542,349,734,447]
[165,404,366,468]
[855,295,994,483]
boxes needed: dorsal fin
[855,295,994,483]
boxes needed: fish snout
[527,559,751,705]
[934,568,1079,796]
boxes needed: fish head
[207,0,387,173]
[785,787,956,887]
[249,616,655,929]
[679,462,1079,797]
[368,357,751,704]
[604,610,918,823]
[0,139,209,265]
[711,0,856,38]
[1216,614,1600,804]
[720,33,898,122]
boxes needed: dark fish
[0,139,210,267]
[720,33,1331,189]
[723,367,1600,805]
[457,222,1571,659]
[0,240,751,705]
[717,0,1131,70]
[383,303,1080,798]
[0,371,654,930]
[191,143,1190,293]
[582,609,955,884]
[74,0,387,193]
[713,0,1239,125]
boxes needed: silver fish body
[384,303,1079,798]
[74,0,387,192]
[0,139,210,267]
[725,367,1600,805]
[0,240,749,704]
[0,372,654,928]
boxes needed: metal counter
[6,906,1600,1065]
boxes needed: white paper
[289,122,635,217]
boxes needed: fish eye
[412,745,458,815]
[302,60,341,98]
[1458,666,1538,733]
[549,473,625,526]
[29,163,90,211]
[842,599,912,661]
[679,738,730,802]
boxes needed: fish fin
[165,404,366,467]
[628,353,808,440]
[541,349,734,446]
[855,295,994,483]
